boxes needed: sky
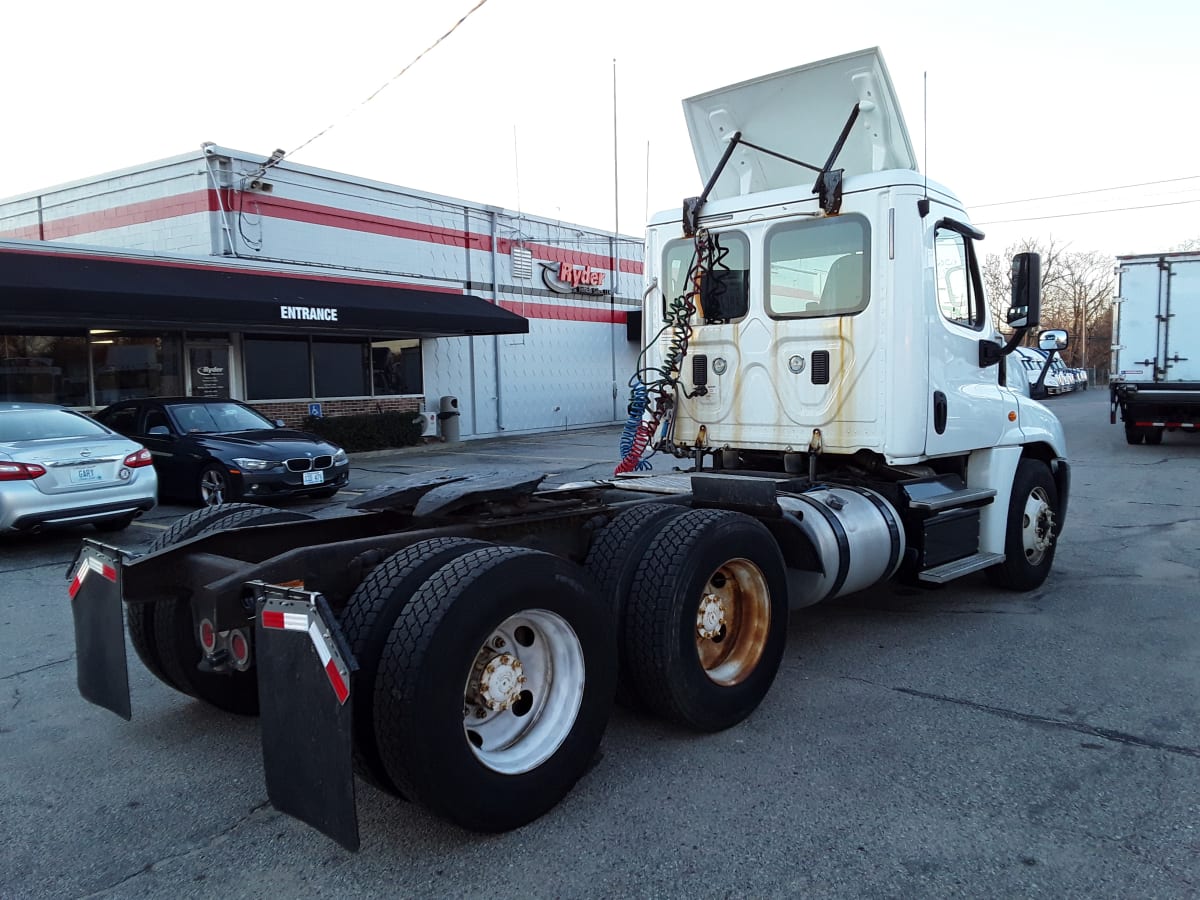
[3,0,1199,260]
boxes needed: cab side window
[933,228,984,329]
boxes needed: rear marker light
[229,630,250,666]
[199,619,217,653]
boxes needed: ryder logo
[541,262,608,295]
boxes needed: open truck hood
[683,47,917,201]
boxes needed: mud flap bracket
[253,583,360,852]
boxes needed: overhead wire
[284,0,491,161]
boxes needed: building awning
[0,242,528,338]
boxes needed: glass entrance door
[186,344,232,398]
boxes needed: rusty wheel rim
[693,558,771,686]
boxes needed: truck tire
[151,506,314,714]
[583,502,687,708]
[339,537,490,796]
[374,545,616,832]
[1145,428,1164,445]
[1124,425,1145,445]
[987,459,1059,591]
[129,503,280,691]
[623,509,789,732]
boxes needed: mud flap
[253,584,360,852]
[67,540,131,720]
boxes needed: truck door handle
[933,391,948,435]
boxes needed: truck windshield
[767,216,870,318]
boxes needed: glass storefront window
[244,336,311,400]
[371,339,422,396]
[314,340,369,398]
[0,334,90,406]
[92,334,183,405]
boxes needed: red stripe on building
[1,189,643,275]
[498,300,629,324]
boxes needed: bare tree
[1170,237,1200,252]
[981,237,1115,378]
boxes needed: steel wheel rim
[694,558,771,686]
[1021,486,1054,565]
[200,469,227,507]
[462,609,584,775]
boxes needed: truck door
[1115,261,1164,383]
[925,219,1013,455]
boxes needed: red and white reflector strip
[68,555,118,599]
[261,610,308,632]
[1133,421,1197,429]
[259,594,351,705]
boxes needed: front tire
[987,459,1059,591]
[1125,425,1145,445]
[198,463,236,507]
[1144,427,1164,445]
[374,545,616,832]
[623,509,789,732]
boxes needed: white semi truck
[68,49,1070,850]
[1110,251,1200,443]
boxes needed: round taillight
[229,630,250,666]
[199,619,217,653]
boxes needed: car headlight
[233,457,279,471]
[333,448,347,463]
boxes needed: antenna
[918,70,930,218]
[512,125,523,219]
[612,58,620,238]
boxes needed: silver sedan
[0,403,157,533]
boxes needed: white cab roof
[683,47,917,201]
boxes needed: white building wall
[0,146,645,439]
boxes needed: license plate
[303,470,325,486]
[69,467,103,484]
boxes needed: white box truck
[67,48,1071,849]
[1111,252,1200,443]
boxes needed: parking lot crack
[848,678,1200,760]
[2,654,75,681]
[76,800,277,898]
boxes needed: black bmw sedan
[96,397,350,507]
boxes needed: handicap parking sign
[308,402,322,418]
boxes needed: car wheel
[197,463,236,507]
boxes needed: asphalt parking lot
[2,390,1198,899]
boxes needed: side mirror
[147,425,171,437]
[1039,328,1069,351]
[1007,252,1041,329]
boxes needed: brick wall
[248,396,422,428]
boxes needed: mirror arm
[979,326,1028,368]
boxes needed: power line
[286,0,491,160]
[975,196,1200,226]
[973,174,1200,209]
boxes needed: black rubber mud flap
[254,585,360,852]
[68,539,131,720]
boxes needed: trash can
[438,395,461,442]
